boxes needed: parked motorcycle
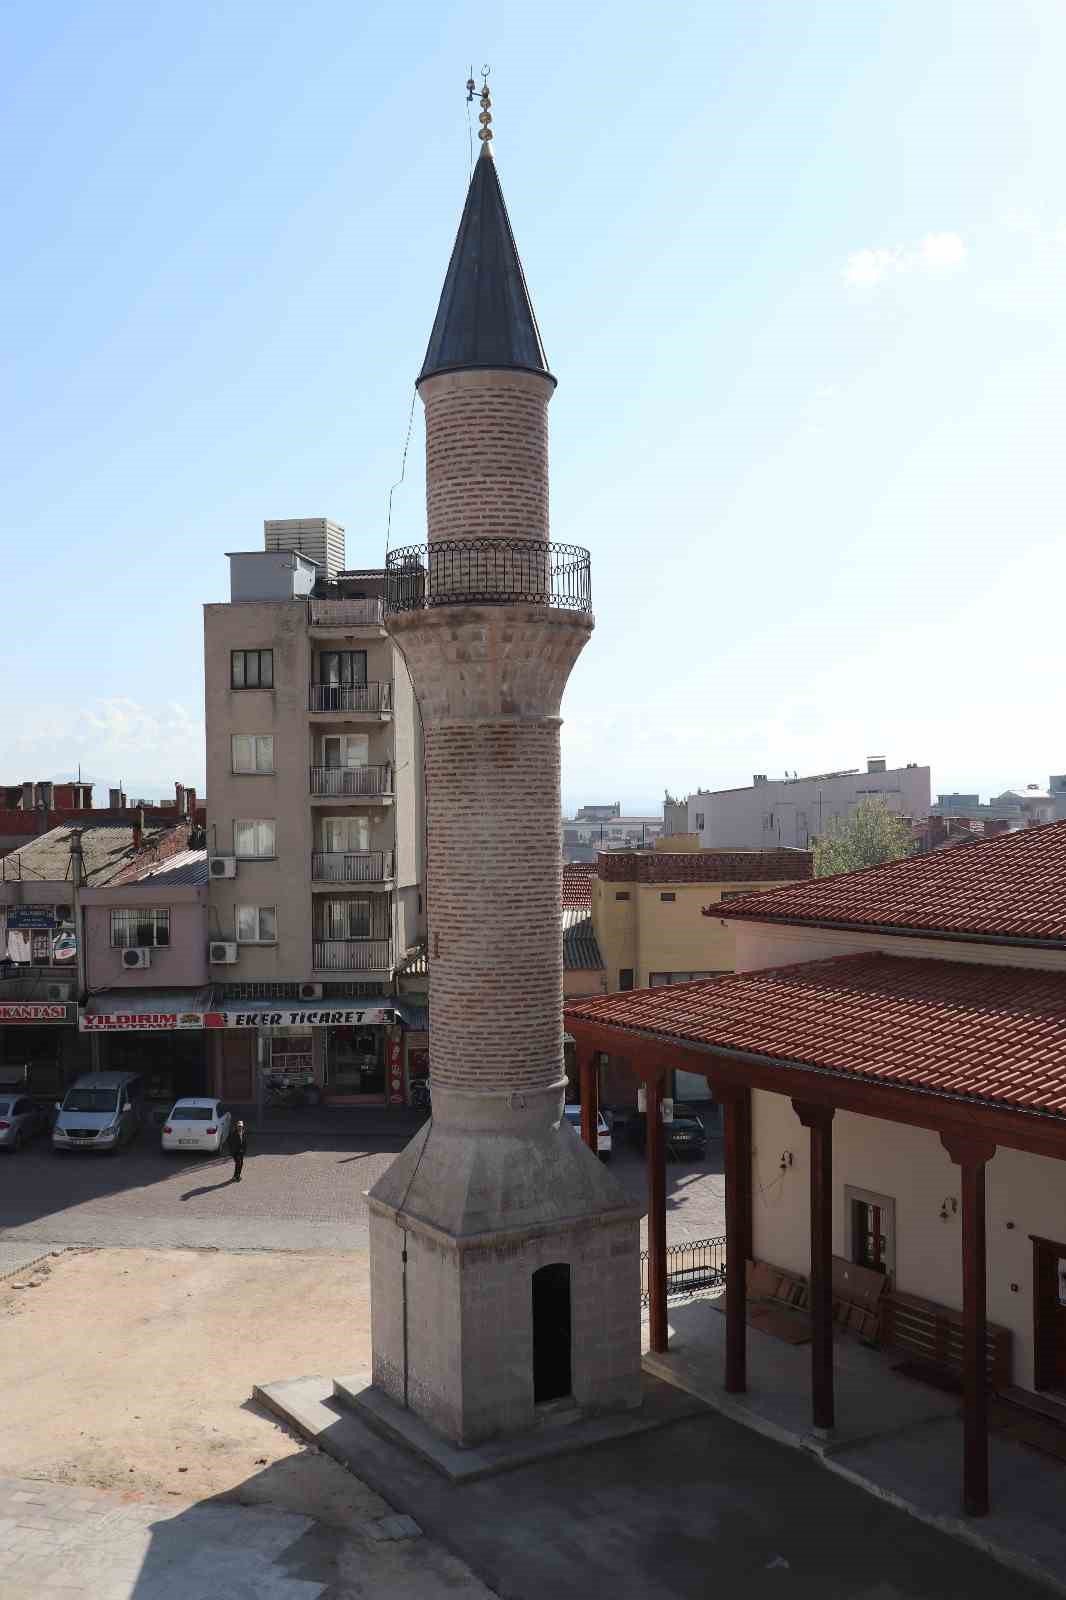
[409,1076,431,1112]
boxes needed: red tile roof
[562,862,594,908]
[565,954,1066,1121]
[709,821,1066,945]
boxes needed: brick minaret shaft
[390,366,590,1129]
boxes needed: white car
[161,1098,232,1154]
[562,1102,612,1160]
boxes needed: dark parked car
[627,1110,707,1161]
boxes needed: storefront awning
[81,989,217,1032]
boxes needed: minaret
[367,86,641,1446]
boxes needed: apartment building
[203,518,426,1105]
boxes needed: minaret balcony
[385,539,591,614]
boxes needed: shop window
[236,905,277,944]
[232,734,275,774]
[110,909,171,948]
[231,649,273,689]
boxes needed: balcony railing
[309,681,392,714]
[312,939,393,972]
[309,765,393,798]
[384,539,592,614]
[307,597,384,628]
[311,850,394,883]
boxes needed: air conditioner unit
[122,948,152,970]
[209,856,238,879]
[299,983,322,1000]
[209,941,239,965]
[45,982,72,1001]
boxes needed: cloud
[3,698,205,788]
[842,231,967,287]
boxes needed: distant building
[932,782,1058,829]
[0,780,203,858]
[563,801,662,858]
[668,758,931,851]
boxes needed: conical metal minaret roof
[418,143,554,386]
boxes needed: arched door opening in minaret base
[532,1263,573,1404]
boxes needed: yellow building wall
[592,879,808,991]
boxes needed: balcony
[312,939,393,973]
[311,851,394,885]
[384,539,592,614]
[307,597,385,631]
[309,764,393,801]
[308,681,392,716]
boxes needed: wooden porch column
[941,1132,997,1517]
[720,1085,750,1393]
[646,1072,668,1354]
[579,1047,599,1155]
[794,1101,835,1430]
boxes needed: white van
[52,1072,143,1153]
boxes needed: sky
[3,1,1065,814]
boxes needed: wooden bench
[881,1289,1012,1389]
[744,1257,887,1345]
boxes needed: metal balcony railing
[384,539,592,614]
[309,764,392,798]
[309,681,392,713]
[312,939,393,972]
[307,598,384,628]
[311,850,394,883]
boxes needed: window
[236,905,277,944]
[231,649,273,689]
[234,819,276,858]
[317,650,366,687]
[721,888,768,903]
[321,734,368,769]
[650,970,722,986]
[618,968,634,991]
[614,891,631,902]
[660,892,676,902]
[846,1187,896,1279]
[695,812,706,831]
[320,816,370,853]
[232,734,274,774]
[110,909,171,948]
[318,897,371,939]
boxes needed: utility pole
[69,830,98,1070]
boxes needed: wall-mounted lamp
[939,1196,958,1221]
[780,1150,793,1172]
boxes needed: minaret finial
[477,66,493,157]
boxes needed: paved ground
[0,1112,725,1254]
[259,1377,1048,1600]
[0,1475,490,1599]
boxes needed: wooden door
[221,1035,254,1103]
[1033,1237,1066,1392]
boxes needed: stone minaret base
[368,1087,642,1445]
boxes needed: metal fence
[310,851,394,883]
[639,1236,726,1307]
[309,765,393,798]
[384,539,592,614]
[307,598,384,628]
[309,682,393,713]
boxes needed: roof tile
[566,954,1066,1122]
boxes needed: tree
[813,798,914,878]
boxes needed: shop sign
[81,1011,226,1032]
[0,1002,72,1024]
[224,1008,392,1028]
[387,1033,403,1104]
[6,906,57,930]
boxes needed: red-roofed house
[566,820,1066,1520]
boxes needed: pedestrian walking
[227,1119,247,1183]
